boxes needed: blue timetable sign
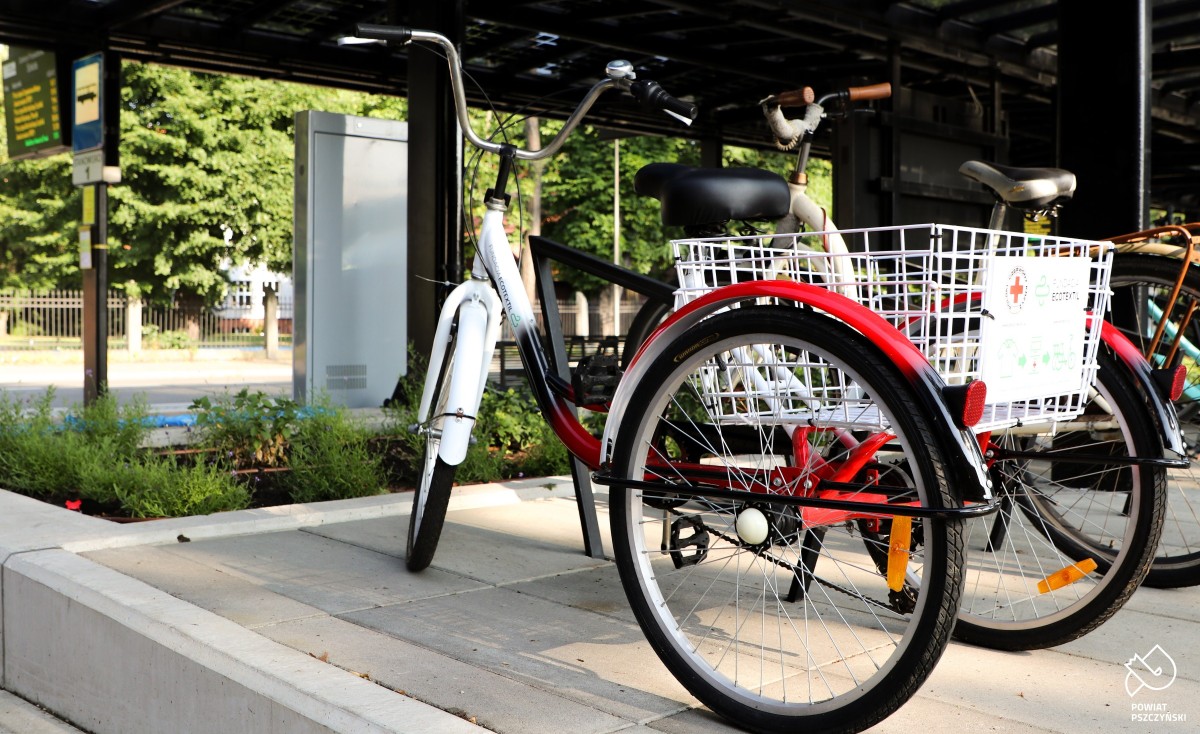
[72,53,103,153]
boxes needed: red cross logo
[1006,267,1027,313]
[1009,275,1024,304]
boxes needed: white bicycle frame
[417,205,534,465]
[392,27,648,467]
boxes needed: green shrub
[71,391,153,456]
[109,457,250,518]
[510,418,571,478]
[279,399,387,504]
[0,388,249,517]
[378,346,584,486]
[1,350,580,519]
[9,319,43,337]
[477,387,542,452]
[142,324,194,350]
[0,389,151,500]
[190,388,299,468]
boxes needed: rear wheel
[955,345,1166,649]
[1109,253,1200,587]
[609,306,965,733]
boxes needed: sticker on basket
[977,255,1092,404]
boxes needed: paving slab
[258,615,650,734]
[342,582,693,722]
[8,478,1200,733]
[308,497,611,585]
[0,691,88,734]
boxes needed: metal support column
[78,49,120,405]
[1057,0,1151,239]
[404,1,463,358]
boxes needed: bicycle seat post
[987,200,1009,232]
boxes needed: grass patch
[0,347,593,519]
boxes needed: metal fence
[0,289,294,351]
[0,289,649,353]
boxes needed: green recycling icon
[1034,275,1051,306]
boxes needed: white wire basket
[673,223,1115,432]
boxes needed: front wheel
[406,331,459,572]
[608,305,965,733]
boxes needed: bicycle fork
[418,278,503,465]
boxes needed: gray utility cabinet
[293,111,408,408]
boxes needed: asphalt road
[0,352,292,412]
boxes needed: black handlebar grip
[630,79,698,121]
[354,23,413,43]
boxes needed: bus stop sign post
[72,52,120,406]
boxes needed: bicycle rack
[530,235,676,558]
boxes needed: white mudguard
[436,297,492,465]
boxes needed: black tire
[954,344,1166,649]
[406,333,460,572]
[1109,253,1200,587]
[609,306,965,733]
[621,297,672,369]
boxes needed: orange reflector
[1037,557,1099,594]
[886,516,913,592]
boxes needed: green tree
[536,127,817,295]
[538,125,701,293]
[111,62,407,307]
[2,58,407,303]
[2,56,829,314]
[0,42,79,291]
[0,152,78,290]
[459,109,829,311]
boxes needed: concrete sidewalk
[2,479,1198,734]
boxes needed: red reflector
[1169,365,1186,402]
[1151,366,1187,403]
[961,380,987,428]
[942,381,987,428]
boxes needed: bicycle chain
[666,507,902,614]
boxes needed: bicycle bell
[606,59,636,80]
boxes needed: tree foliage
[461,112,819,297]
[1,56,831,308]
[0,151,78,291]
[1,59,406,304]
[110,62,406,305]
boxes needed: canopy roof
[5,0,1200,211]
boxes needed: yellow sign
[81,185,96,225]
[1023,216,1052,237]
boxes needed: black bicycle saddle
[635,163,790,228]
[959,160,1077,211]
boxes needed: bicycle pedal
[669,516,709,569]
[573,353,621,406]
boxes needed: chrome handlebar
[351,24,695,162]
